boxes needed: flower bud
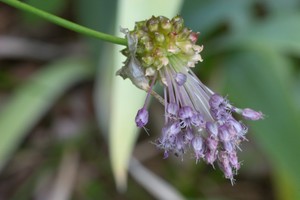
[206,122,218,138]
[219,125,231,142]
[147,17,159,32]
[192,136,205,162]
[174,72,187,86]
[172,15,184,32]
[160,17,171,30]
[155,32,165,43]
[189,32,199,43]
[135,108,149,127]
[242,108,264,120]
[167,103,179,117]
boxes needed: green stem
[1,0,127,46]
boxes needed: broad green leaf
[222,51,300,199]
[100,0,183,191]
[129,158,185,200]
[0,58,94,170]
[221,13,300,56]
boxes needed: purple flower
[166,103,179,118]
[206,136,218,152]
[174,72,187,86]
[192,136,205,162]
[120,15,264,184]
[241,108,264,120]
[206,122,218,137]
[218,151,235,185]
[135,108,149,127]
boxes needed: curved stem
[1,0,127,46]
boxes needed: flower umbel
[118,16,263,184]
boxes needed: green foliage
[1,0,300,199]
[0,58,94,169]
[181,1,300,199]
[223,51,300,199]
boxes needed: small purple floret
[205,150,217,165]
[174,133,186,157]
[218,152,234,184]
[218,125,231,142]
[192,136,205,162]
[228,119,243,134]
[178,106,193,119]
[163,151,169,159]
[135,108,149,127]
[184,129,194,142]
[206,137,218,151]
[228,152,240,170]
[223,141,235,153]
[163,122,181,137]
[191,112,205,127]
[209,94,226,109]
[242,108,264,120]
[166,103,179,118]
[206,122,218,137]
[174,72,187,86]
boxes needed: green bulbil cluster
[122,16,203,75]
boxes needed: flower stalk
[1,0,127,46]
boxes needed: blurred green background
[0,0,300,199]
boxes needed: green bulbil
[123,16,203,70]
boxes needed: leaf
[129,158,185,200]
[222,13,300,56]
[222,50,300,199]
[0,58,94,170]
[106,0,182,191]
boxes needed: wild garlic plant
[1,0,263,183]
